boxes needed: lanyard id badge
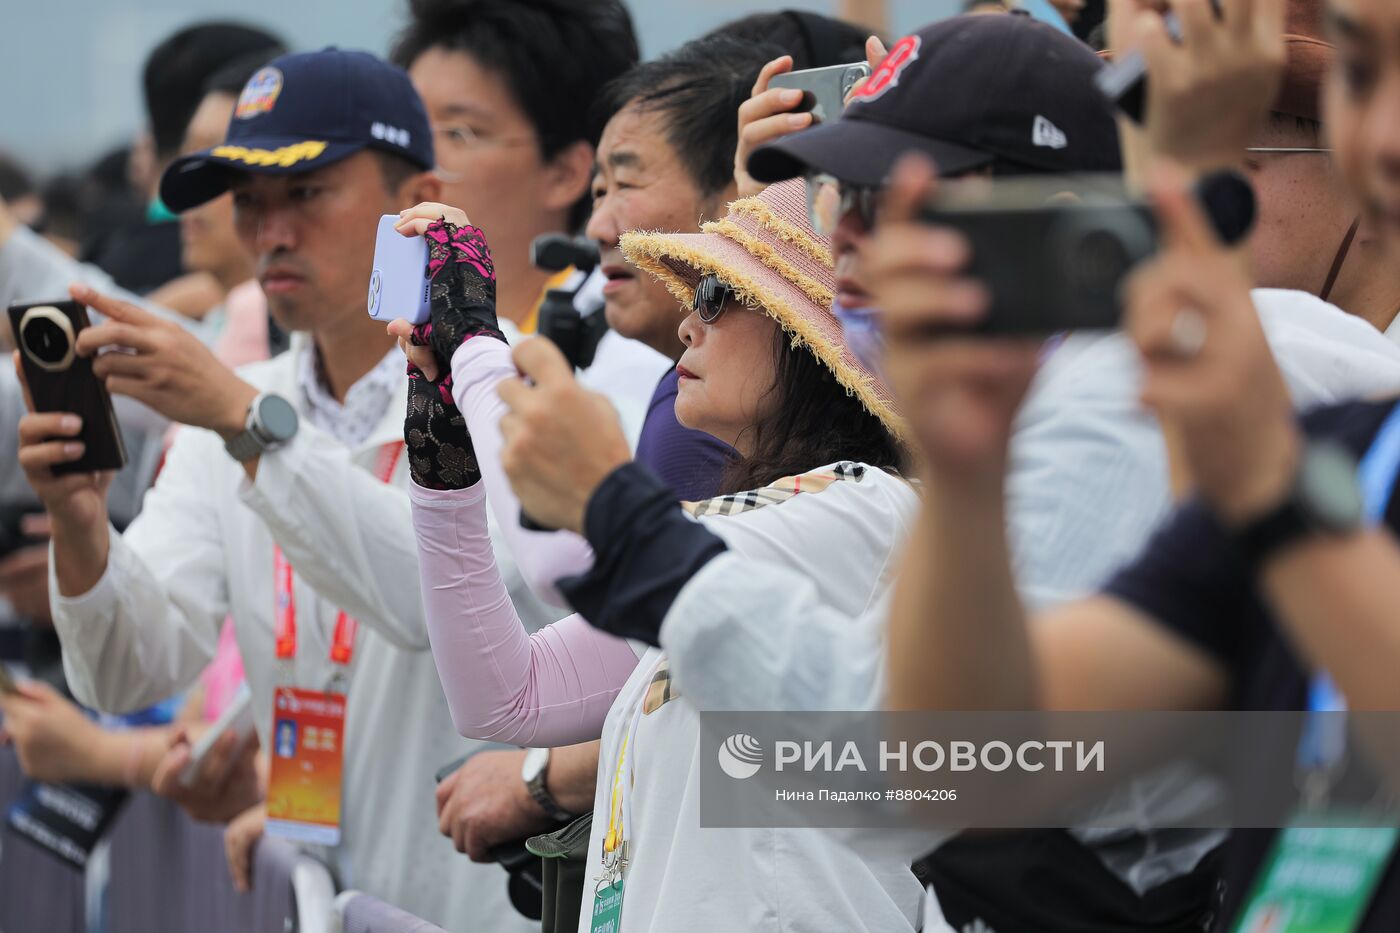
[265,686,349,845]
[264,442,403,847]
[1232,404,1400,933]
[1233,679,1399,933]
[1233,825,1399,933]
[590,659,660,933]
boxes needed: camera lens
[23,316,71,366]
[1068,227,1134,297]
[1052,207,1155,314]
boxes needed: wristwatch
[1232,439,1364,569]
[224,392,299,462]
[521,747,573,822]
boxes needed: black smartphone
[1095,1,1223,123]
[8,300,127,474]
[769,62,873,124]
[917,171,1254,337]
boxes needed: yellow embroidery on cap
[211,141,329,168]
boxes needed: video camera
[531,234,605,371]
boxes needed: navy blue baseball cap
[160,48,434,213]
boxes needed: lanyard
[601,658,660,878]
[1298,401,1400,779]
[272,441,404,670]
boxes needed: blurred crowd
[4,0,1400,931]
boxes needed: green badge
[1232,822,1398,933]
[590,879,625,933]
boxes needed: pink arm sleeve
[411,480,641,746]
[450,337,597,606]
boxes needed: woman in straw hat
[388,178,935,933]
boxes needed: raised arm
[411,480,639,747]
[39,425,230,713]
[871,157,1229,713]
[450,336,596,603]
[390,207,596,605]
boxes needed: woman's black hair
[718,320,905,495]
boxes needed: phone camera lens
[23,317,71,366]
[1053,208,1154,310]
[1068,227,1133,297]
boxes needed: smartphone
[367,214,431,325]
[918,171,1254,336]
[0,664,17,694]
[8,300,127,474]
[769,62,872,124]
[179,683,256,787]
[1095,1,1223,123]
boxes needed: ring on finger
[1168,307,1207,358]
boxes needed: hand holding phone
[179,683,256,787]
[1096,0,1282,180]
[769,62,873,125]
[8,300,127,474]
[368,215,431,325]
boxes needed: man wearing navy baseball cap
[25,48,534,931]
[160,47,436,213]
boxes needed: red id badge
[264,687,346,846]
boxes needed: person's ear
[540,140,595,213]
[399,170,443,209]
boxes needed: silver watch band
[523,748,572,822]
[224,392,297,463]
[224,427,267,462]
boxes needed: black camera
[530,234,605,370]
[919,171,1254,336]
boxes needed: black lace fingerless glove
[411,219,506,387]
[404,365,481,490]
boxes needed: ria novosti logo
[718,734,764,780]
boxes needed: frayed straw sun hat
[619,178,906,444]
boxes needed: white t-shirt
[579,464,926,933]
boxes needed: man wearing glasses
[390,0,637,333]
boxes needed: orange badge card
[265,686,346,846]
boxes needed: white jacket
[49,336,539,932]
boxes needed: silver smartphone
[769,62,872,124]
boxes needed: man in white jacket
[16,50,535,931]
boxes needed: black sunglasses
[692,273,734,324]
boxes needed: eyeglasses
[430,124,542,184]
[432,124,538,151]
[692,273,734,324]
[805,174,880,237]
[1243,147,1334,155]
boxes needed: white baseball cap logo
[1033,115,1068,150]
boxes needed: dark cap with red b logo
[747,13,1123,187]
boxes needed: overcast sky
[0,0,957,179]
